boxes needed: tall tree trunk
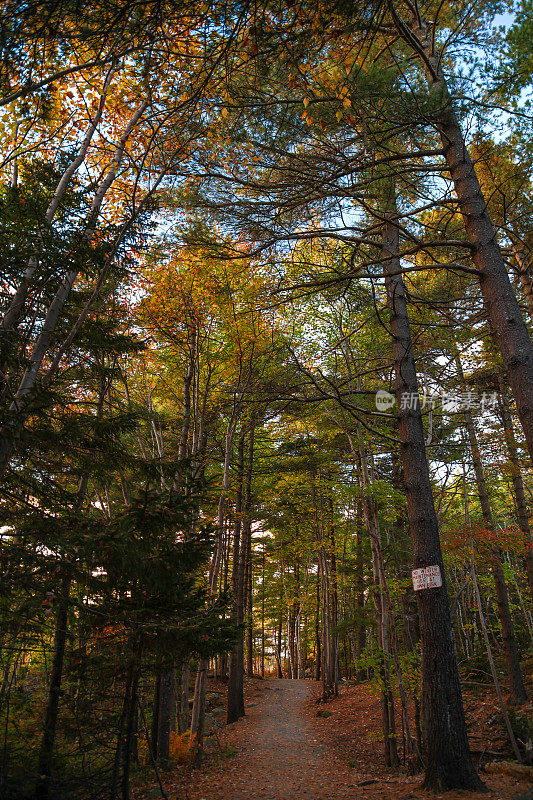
[327,488,339,689]
[276,588,284,679]
[178,660,190,734]
[382,186,484,791]
[356,447,399,767]
[227,426,247,723]
[294,561,301,679]
[34,463,92,800]
[245,531,254,677]
[190,406,240,765]
[497,371,533,604]
[312,475,338,699]
[287,561,300,678]
[34,572,72,800]
[242,417,256,682]
[512,244,533,326]
[354,499,367,681]
[455,353,527,705]
[155,333,198,751]
[403,19,533,468]
[110,641,141,800]
[261,548,266,679]
[314,574,321,682]
[150,676,161,761]
[155,668,175,765]
[288,605,295,679]
[464,479,524,764]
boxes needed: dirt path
[158,678,531,800]
[186,679,358,800]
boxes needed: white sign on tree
[412,565,442,591]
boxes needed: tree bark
[513,244,533,326]
[245,534,254,677]
[34,573,72,800]
[276,581,284,679]
[261,548,266,679]
[356,446,399,766]
[354,498,367,681]
[190,405,240,765]
[227,426,247,723]
[178,660,190,734]
[496,371,533,604]
[382,188,484,791]
[403,19,533,468]
[454,353,527,705]
[314,574,321,682]
[34,465,92,800]
[312,475,338,699]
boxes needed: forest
[0,0,532,798]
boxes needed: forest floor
[136,676,533,800]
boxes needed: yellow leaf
[336,110,343,122]
[303,97,309,108]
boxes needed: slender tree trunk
[314,574,321,682]
[406,20,533,468]
[34,573,71,800]
[191,406,240,765]
[34,465,92,800]
[497,371,533,604]
[327,490,339,690]
[357,447,399,767]
[276,581,284,678]
[455,353,527,705]
[110,643,141,800]
[355,500,367,681]
[512,244,533,326]
[150,676,161,761]
[155,668,175,765]
[294,561,301,679]
[190,664,207,766]
[119,649,141,800]
[287,561,300,679]
[464,478,524,763]
[261,548,266,679]
[227,426,247,723]
[155,338,198,751]
[288,605,295,679]
[245,534,254,677]
[312,476,338,699]
[382,186,484,791]
[178,660,190,734]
